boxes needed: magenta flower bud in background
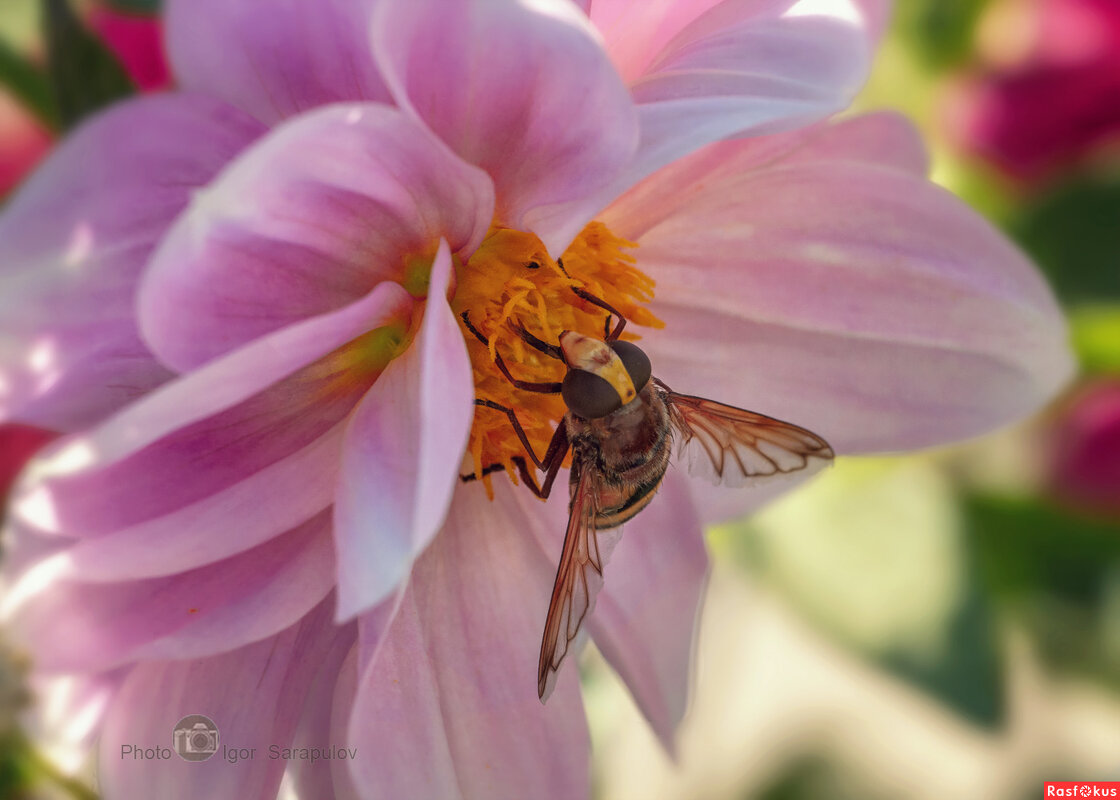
[1047,380,1120,517]
[0,425,54,500]
[0,94,51,199]
[87,3,172,93]
[944,0,1120,182]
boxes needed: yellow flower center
[452,221,663,495]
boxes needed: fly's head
[558,331,652,420]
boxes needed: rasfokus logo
[1045,782,1120,797]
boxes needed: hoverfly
[462,284,834,701]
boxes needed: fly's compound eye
[609,340,651,392]
[562,369,623,419]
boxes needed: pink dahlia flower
[0,0,1071,797]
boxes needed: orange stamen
[452,221,662,497]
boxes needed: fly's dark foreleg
[494,361,562,394]
[461,312,562,394]
[507,319,563,361]
[570,286,627,341]
[474,399,550,468]
[467,402,570,498]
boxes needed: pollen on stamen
[452,221,663,497]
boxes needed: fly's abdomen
[595,473,665,529]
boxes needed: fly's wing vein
[537,457,603,702]
[656,378,835,488]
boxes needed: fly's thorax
[566,382,671,476]
[566,383,672,528]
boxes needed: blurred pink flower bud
[0,93,51,198]
[0,424,55,500]
[944,0,1120,181]
[1047,380,1120,516]
[87,5,172,92]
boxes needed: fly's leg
[460,312,562,394]
[459,463,506,483]
[506,319,563,361]
[522,258,630,343]
[570,286,627,341]
[468,401,570,499]
[474,399,550,469]
[511,424,569,499]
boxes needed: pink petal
[774,110,928,174]
[549,0,882,245]
[97,601,340,800]
[326,647,366,800]
[584,472,708,752]
[591,0,887,90]
[599,0,874,100]
[13,281,414,547]
[0,94,263,430]
[345,481,591,800]
[7,512,335,672]
[511,467,708,751]
[628,2,872,161]
[139,103,493,372]
[164,0,391,124]
[602,113,1074,454]
[602,111,926,237]
[334,244,474,620]
[60,424,345,581]
[589,0,727,83]
[371,0,638,253]
[288,627,359,800]
[853,0,891,44]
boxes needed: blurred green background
[2,0,1119,798]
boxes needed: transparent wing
[537,458,612,702]
[656,378,835,487]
